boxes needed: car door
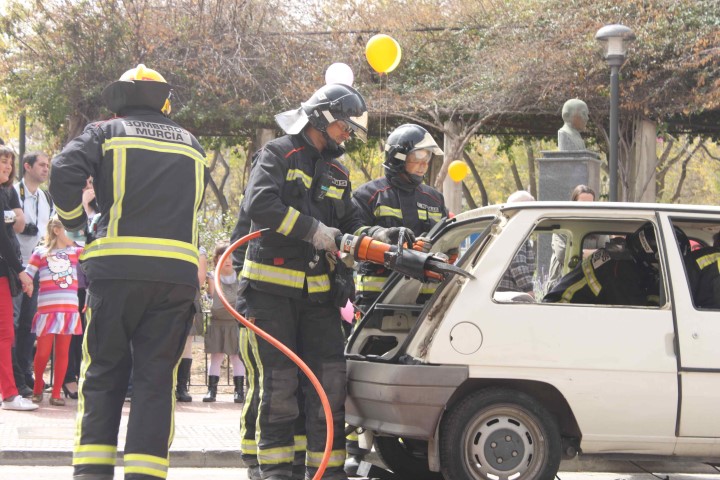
[660,213,720,445]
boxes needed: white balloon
[325,63,354,87]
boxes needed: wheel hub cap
[483,428,524,471]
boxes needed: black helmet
[627,222,658,267]
[383,124,444,177]
[275,84,368,142]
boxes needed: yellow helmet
[119,64,167,83]
[102,64,172,115]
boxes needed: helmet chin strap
[321,129,345,155]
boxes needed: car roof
[453,202,720,223]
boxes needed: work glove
[307,221,340,253]
[414,236,433,253]
[370,226,416,246]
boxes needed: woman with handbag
[0,146,37,411]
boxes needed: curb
[0,450,244,468]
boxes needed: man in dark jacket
[51,64,209,480]
[240,83,401,480]
[544,222,661,306]
[351,124,448,309]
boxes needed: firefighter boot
[175,358,193,402]
[203,375,219,402]
[233,376,244,403]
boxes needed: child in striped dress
[25,216,83,406]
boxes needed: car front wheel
[439,388,561,480]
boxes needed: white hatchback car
[345,202,720,480]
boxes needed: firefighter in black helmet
[351,124,449,310]
[240,83,399,480]
[50,64,209,480]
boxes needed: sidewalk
[0,392,244,467]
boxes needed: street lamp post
[595,24,635,202]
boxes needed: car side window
[503,218,667,308]
[672,219,720,311]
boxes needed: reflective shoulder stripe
[697,252,720,270]
[277,207,300,236]
[56,203,85,221]
[81,236,199,266]
[356,275,387,293]
[374,205,402,219]
[73,444,118,466]
[581,257,602,296]
[242,259,305,290]
[286,168,312,189]
[124,453,169,479]
[103,136,207,166]
[306,449,345,468]
[560,277,589,303]
[307,274,330,293]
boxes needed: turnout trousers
[245,287,347,480]
[73,279,195,480]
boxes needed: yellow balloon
[365,34,402,74]
[448,160,469,182]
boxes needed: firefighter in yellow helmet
[50,64,209,480]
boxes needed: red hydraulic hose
[213,229,334,480]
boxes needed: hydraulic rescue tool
[335,227,475,282]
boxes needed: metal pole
[18,113,26,180]
[609,64,620,202]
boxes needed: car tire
[439,388,561,480]
[374,436,444,480]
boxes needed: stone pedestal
[537,150,602,200]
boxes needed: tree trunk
[463,151,489,206]
[441,118,464,214]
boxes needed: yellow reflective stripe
[103,137,207,167]
[75,307,96,453]
[581,257,602,296]
[258,445,295,464]
[418,210,428,220]
[56,203,84,221]
[73,444,118,466]
[192,156,204,245]
[294,435,307,452]
[249,329,264,451]
[286,168,312,189]
[429,211,443,222]
[277,208,300,236]
[560,277,588,303]
[242,259,304,289]
[356,275,387,293]
[239,329,257,451]
[697,252,720,270]
[374,206,402,219]
[306,449,346,468]
[124,453,169,479]
[326,186,344,199]
[307,274,330,293]
[420,283,438,295]
[241,438,258,454]
[81,236,199,266]
[108,147,126,237]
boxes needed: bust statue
[558,99,589,151]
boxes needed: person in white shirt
[12,152,53,391]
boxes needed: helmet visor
[345,111,368,143]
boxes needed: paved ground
[2,389,720,479]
